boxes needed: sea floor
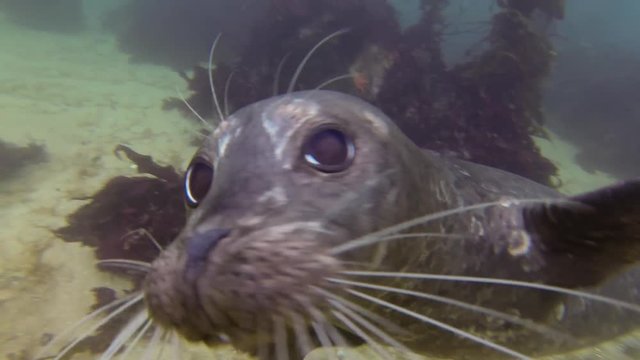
[0,12,625,360]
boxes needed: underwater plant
[39,37,640,359]
[169,0,560,185]
[52,145,184,357]
[41,1,629,359]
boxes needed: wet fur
[142,90,640,359]
[38,37,640,360]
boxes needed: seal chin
[143,223,343,353]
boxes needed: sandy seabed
[0,12,626,360]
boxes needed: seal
[137,90,640,360]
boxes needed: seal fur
[142,90,640,359]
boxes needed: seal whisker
[376,232,468,243]
[340,271,640,313]
[53,293,144,360]
[346,289,532,360]
[329,198,572,255]
[287,29,350,94]
[140,325,163,360]
[99,309,148,360]
[223,70,236,117]
[315,73,354,90]
[273,52,291,96]
[96,259,151,273]
[320,313,348,349]
[257,339,270,360]
[175,87,212,130]
[155,330,170,360]
[35,292,141,358]
[207,33,225,125]
[307,305,342,359]
[273,315,289,360]
[170,331,182,360]
[257,316,272,360]
[289,311,314,358]
[310,321,337,360]
[120,228,164,252]
[327,277,571,341]
[315,288,409,338]
[331,309,393,360]
[329,297,410,354]
[119,318,154,360]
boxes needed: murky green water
[1,1,638,359]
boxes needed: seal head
[144,90,640,358]
[144,90,439,353]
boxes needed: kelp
[48,145,185,356]
[53,0,566,289]
[378,1,558,185]
[446,8,558,183]
[169,0,561,185]
[167,0,400,117]
[55,145,184,269]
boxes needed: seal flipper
[522,179,640,287]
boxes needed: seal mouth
[143,222,343,352]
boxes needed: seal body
[144,90,640,359]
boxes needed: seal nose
[184,228,231,282]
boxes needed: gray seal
[144,90,640,359]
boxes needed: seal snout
[184,228,231,282]
[144,221,344,349]
[142,90,408,353]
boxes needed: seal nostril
[184,228,231,282]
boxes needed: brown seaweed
[377,2,558,185]
[46,146,185,357]
[166,0,561,186]
[166,0,401,118]
[168,0,564,185]
[55,145,184,272]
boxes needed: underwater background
[0,0,638,359]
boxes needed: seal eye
[302,127,355,173]
[184,157,213,208]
